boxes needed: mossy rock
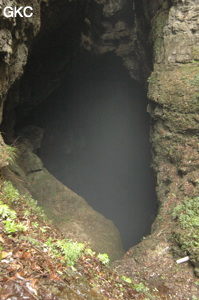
[191,46,199,61]
[148,62,199,113]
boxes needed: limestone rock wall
[114,0,199,296]
[82,0,152,82]
[0,0,87,143]
[0,0,40,167]
[0,0,40,124]
[148,0,199,242]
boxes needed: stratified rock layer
[114,0,199,297]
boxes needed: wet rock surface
[3,136,124,261]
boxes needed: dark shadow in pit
[17,53,157,250]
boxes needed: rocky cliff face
[0,0,125,261]
[81,0,152,82]
[148,0,199,242]
[0,0,199,297]
[113,0,199,297]
[0,0,40,162]
[0,0,40,124]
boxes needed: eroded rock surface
[81,0,152,82]
[0,0,40,123]
[4,133,124,261]
[114,0,199,298]
[0,0,199,298]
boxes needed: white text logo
[3,6,33,18]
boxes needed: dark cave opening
[14,53,157,250]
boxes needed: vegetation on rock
[0,143,17,168]
[173,197,199,276]
[0,178,158,299]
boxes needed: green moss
[191,46,199,61]
[173,197,199,274]
[148,62,199,113]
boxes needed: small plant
[0,143,17,167]
[0,201,16,219]
[31,222,39,229]
[122,276,132,284]
[85,248,95,256]
[24,196,47,220]
[133,282,149,293]
[24,210,31,217]
[3,219,27,234]
[97,253,110,265]
[0,195,27,234]
[40,226,48,233]
[192,296,199,300]
[56,240,85,266]
[1,182,20,203]
[45,238,85,266]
